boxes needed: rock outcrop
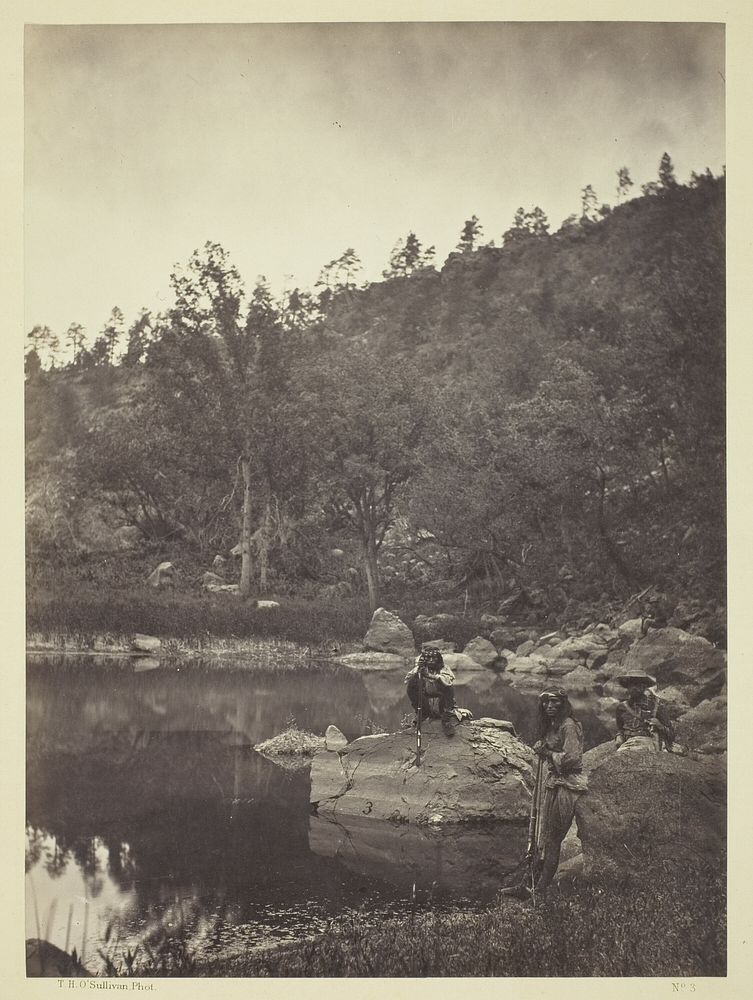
[575,742,726,875]
[618,627,726,706]
[364,608,416,659]
[674,694,727,755]
[310,719,533,825]
[462,636,501,668]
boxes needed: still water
[26,651,610,971]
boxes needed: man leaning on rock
[614,672,675,752]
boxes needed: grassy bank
[195,865,725,978]
[25,584,500,653]
[26,586,373,647]
[83,863,724,978]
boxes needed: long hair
[537,688,581,740]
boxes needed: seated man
[405,648,468,736]
[615,672,674,752]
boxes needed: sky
[24,20,725,349]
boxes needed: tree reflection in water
[26,653,611,969]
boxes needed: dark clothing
[535,717,588,891]
[616,692,674,749]
[406,670,457,720]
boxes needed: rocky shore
[337,606,727,758]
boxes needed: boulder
[576,742,726,875]
[206,583,239,594]
[501,654,548,676]
[211,554,227,573]
[538,632,613,664]
[515,640,536,657]
[617,618,644,642]
[324,724,348,751]
[364,608,415,659]
[674,695,727,755]
[559,664,598,692]
[440,652,487,676]
[256,599,280,609]
[462,636,500,668]
[489,628,518,650]
[543,658,583,677]
[480,613,509,631]
[412,613,462,641]
[337,652,407,672]
[619,627,726,703]
[421,639,456,653]
[146,560,175,590]
[202,571,225,588]
[131,633,161,654]
[310,720,534,825]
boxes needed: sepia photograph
[20,9,733,985]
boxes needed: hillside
[25,175,725,633]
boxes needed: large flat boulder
[336,651,407,671]
[363,608,415,659]
[310,720,534,825]
[576,742,725,875]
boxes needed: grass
[26,586,372,647]
[254,721,325,762]
[25,581,513,656]
[194,863,725,978]
[30,861,725,979]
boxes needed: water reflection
[26,652,610,972]
[309,815,527,899]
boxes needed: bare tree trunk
[596,465,636,586]
[363,531,380,612]
[239,455,253,599]
[259,497,271,592]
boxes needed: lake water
[26,650,611,973]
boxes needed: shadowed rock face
[310,720,534,825]
[576,742,726,875]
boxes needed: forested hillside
[25,167,725,631]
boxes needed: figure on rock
[405,648,472,737]
[615,673,674,752]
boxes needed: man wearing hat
[615,673,674,752]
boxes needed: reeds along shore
[36,862,722,978]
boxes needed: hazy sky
[25,21,725,345]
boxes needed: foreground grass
[193,865,725,978]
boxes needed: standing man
[615,672,674,752]
[501,688,588,898]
